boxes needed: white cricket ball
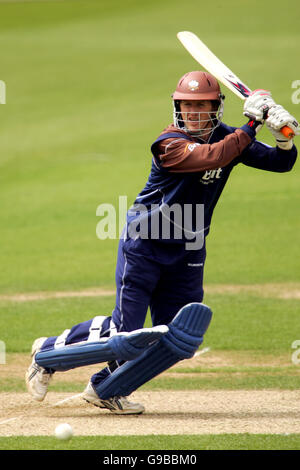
[55,423,73,441]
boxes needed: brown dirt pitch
[1,352,300,437]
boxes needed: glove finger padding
[243,90,276,122]
[266,105,299,134]
[266,104,299,150]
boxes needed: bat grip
[280,125,295,139]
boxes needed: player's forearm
[241,141,298,173]
[271,145,297,172]
[160,128,254,173]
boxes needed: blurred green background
[0,0,299,295]
[0,1,299,451]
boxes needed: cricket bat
[177,31,294,139]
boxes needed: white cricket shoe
[25,337,53,401]
[82,381,145,415]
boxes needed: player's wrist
[276,139,294,151]
[240,122,258,138]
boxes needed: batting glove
[243,89,276,122]
[266,104,299,150]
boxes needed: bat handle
[280,125,295,139]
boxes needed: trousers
[112,236,206,331]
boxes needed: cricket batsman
[26,71,298,414]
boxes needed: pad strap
[35,326,168,372]
[88,316,107,342]
[54,329,71,349]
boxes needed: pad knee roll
[162,302,212,359]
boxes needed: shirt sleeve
[157,128,254,173]
[237,140,297,173]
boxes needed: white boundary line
[52,393,83,407]
[194,347,210,357]
[0,393,84,425]
[0,417,20,425]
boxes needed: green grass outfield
[0,434,299,451]
[0,0,300,451]
[1,293,300,357]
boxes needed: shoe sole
[82,395,144,415]
[82,394,106,408]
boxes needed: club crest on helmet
[188,80,199,91]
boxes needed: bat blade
[177,31,251,100]
[177,31,294,138]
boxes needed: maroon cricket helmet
[172,71,223,101]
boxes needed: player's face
[180,100,213,135]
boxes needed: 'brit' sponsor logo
[200,168,222,184]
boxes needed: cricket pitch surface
[1,390,300,436]
[1,350,300,436]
